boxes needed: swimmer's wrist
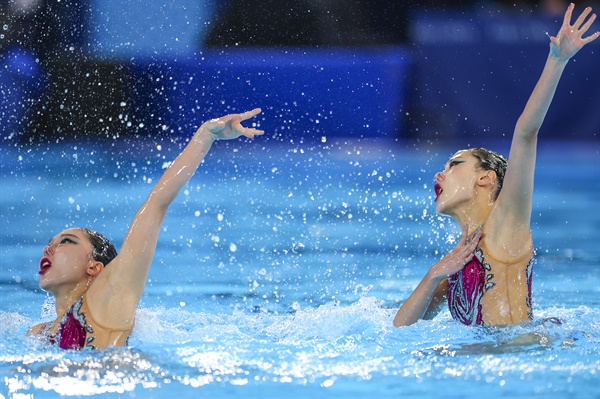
[425,270,440,282]
[426,265,447,282]
[194,125,218,143]
[547,50,571,65]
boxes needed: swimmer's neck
[448,201,493,236]
[49,279,92,317]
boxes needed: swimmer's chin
[434,202,449,215]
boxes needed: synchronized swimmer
[28,109,264,349]
[394,3,599,327]
[27,4,598,349]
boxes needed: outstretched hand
[201,108,265,141]
[550,4,600,61]
[429,224,482,280]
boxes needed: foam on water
[2,296,599,398]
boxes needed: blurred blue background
[1,0,599,142]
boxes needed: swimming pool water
[1,137,599,398]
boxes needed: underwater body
[1,138,598,398]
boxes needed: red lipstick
[434,183,443,202]
[39,257,52,275]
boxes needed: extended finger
[459,223,469,242]
[241,127,265,138]
[248,128,265,135]
[579,12,597,34]
[455,253,473,270]
[239,108,262,121]
[582,30,600,44]
[573,7,593,30]
[563,3,575,27]
[467,239,479,252]
[464,253,474,265]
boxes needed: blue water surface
[1,136,599,398]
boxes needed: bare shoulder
[85,257,139,329]
[483,205,533,261]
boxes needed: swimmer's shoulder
[482,208,533,260]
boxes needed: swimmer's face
[39,228,97,294]
[433,150,480,215]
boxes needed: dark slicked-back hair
[469,148,508,201]
[80,228,118,267]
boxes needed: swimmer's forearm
[144,108,263,208]
[112,126,215,292]
[393,271,443,327]
[147,125,215,208]
[515,54,567,140]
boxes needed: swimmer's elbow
[514,118,540,142]
[393,321,410,328]
[393,314,418,328]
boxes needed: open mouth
[434,183,443,202]
[39,257,52,275]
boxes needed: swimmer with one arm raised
[394,4,599,327]
[28,109,264,349]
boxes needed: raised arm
[492,5,598,234]
[89,109,264,326]
[516,5,598,141]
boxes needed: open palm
[550,4,600,61]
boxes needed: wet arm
[393,275,446,327]
[95,110,263,309]
[115,126,217,295]
[516,5,598,142]
[394,227,481,327]
[499,5,599,226]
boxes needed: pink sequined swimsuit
[446,231,534,326]
[29,294,133,350]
